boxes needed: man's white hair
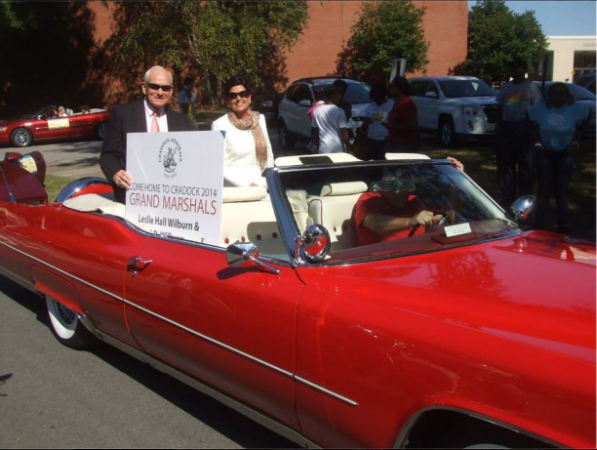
[144,65,173,85]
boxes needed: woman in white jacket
[211,76,274,188]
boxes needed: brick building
[88,1,467,100]
[283,1,467,82]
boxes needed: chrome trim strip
[0,239,358,407]
[0,240,123,302]
[121,298,294,378]
[294,375,358,406]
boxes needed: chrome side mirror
[509,195,536,225]
[295,224,330,263]
[226,241,280,275]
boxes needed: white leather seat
[220,186,285,256]
[307,181,368,251]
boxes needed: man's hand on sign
[113,170,133,190]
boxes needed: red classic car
[0,105,110,147]
[0,151,595,448]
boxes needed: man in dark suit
[100,65,195,203]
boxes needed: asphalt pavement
[0,274,294,448]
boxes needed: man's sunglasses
[226,90,250,99]
[146,83,173,92]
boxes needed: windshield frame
[267,159,522,267]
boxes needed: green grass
[44,174,74,203]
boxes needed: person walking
[311,84,350,154]
[495,59,543,205]
[100,65,195,203]
[529,82,590,233]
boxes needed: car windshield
[276,160,519,264]
[317,81,371,104]
[438,79,496,98]
[26,106,57,119]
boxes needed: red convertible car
[0,151,595,448]
[0,105,110,147]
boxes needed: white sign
[444,222,472,238]
[47,118,70,129]
[126,131,225,245]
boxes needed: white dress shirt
[143,99,169,132]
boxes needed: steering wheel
[408,211,451,237]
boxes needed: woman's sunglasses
[226,90,250,99]
[146,83,173,92]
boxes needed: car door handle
[127,257,152,276]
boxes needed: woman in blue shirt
[529,82,590,233]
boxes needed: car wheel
[279,121,294,149]
[10,128,33,147]
[96,122,107,140]
[439,118,456,147]
[45,294,94,349]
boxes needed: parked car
[575,71,596,94]
[1,150,595,448]
[534,81,596,137]
[408,76,498,146]
[0,105,110,147]
[278,77,371,149]
[254,92,283,125]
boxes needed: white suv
[408,76,498,146]
[278,77,371,149]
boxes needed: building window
[573,51,596,81]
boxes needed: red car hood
[301,231,596,350]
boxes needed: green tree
[0,2,98,115]
[104,1,308,105]
[336,1,428,81]
[455,0,547,82]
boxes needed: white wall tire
[45,294,93,349]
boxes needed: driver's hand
[412,210,434,227]
[432,214,444,225]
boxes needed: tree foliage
[104,1,308,105]
[336,1,428,82]
[454,0,548,82]
[0,2,99,115]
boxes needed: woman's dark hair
[223,76,251,95]
[390,76,411,96]
[546,82,574,108]
[369,83,388,104]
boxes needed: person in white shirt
[311,84,349,153]
[211,76,274,188]
[361,84,394,160]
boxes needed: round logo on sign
[158,138,183,178]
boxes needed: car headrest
[320,181,368,197]
[222,186,268,203]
